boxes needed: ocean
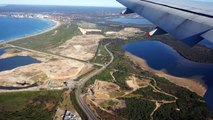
[0,16,54,42]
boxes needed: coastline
[125,52,207,97]
[0,19,61,45]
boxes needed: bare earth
[0,59,91,87]
[86,80,126,113]
[105,27,143,39]
[51,34,105,61]
[125,52,207,96]
[0,49,92,89]
[126,76,140,91]
[92,80,120,100]
[78,27,102,35]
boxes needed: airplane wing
[116,0,213,46]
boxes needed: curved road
[75,42,114,120]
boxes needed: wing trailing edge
[201,29,213,43]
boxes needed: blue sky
[0,0,212,7]
[0,0,124,7]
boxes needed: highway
[75,42,114,120]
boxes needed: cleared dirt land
[0,48,92,88]
[51,34,105,61]
[105,27,142,39]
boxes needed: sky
[0,0,212,7]
[0,0,124,7]
[194,0,212,1]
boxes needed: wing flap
[201,29,213,43]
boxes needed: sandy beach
[0,19,61,45]
[125,52,207,97]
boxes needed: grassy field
[99,100,118,109]
[10,22,81,51]
[0,90,62,120]
[5,48,21,54]
[85,69,113,86]
[91,41,111,65]
[0,44,5,48]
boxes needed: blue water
[0,48,5,55]
[0,16,54,42]
[0,48,40,71]
[123,40,213,109]
[0,56,40,72]
[111,18,152,25]
[123,41,213,84]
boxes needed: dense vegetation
[153,76,201,100]
[113,71,131,90]
[131,85,175,101]
[116,98,155,120]
[0,90,62,120]
[10,22,81,51]
[150,76,213,119]
[107,39,144,74]
[153,101,213,120]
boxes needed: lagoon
[123,41,213,84]
[0,56,40,72]
[0,48,40,72]
[111,18,152,25]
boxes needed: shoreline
[0,18,61,45]
[125,52,207,97]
